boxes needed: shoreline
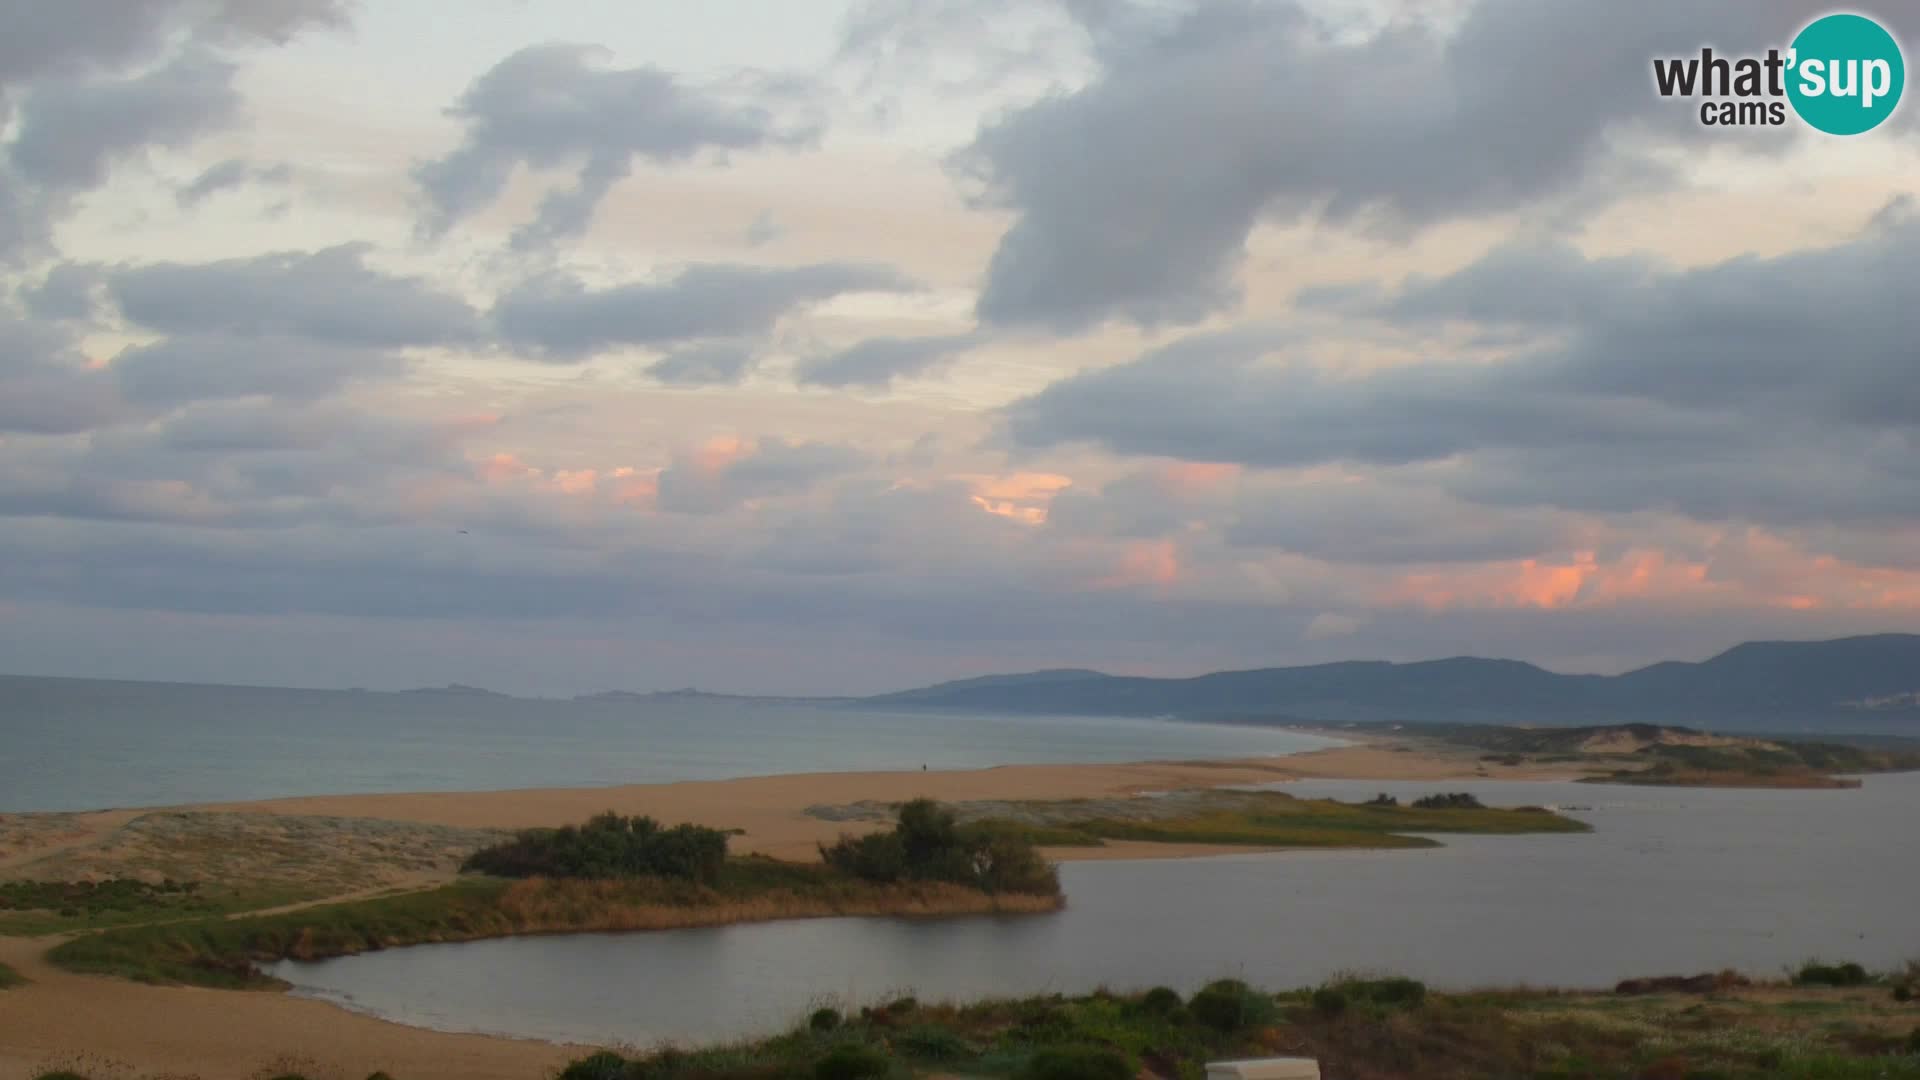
[0,740,1580,1080]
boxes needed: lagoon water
[0,675,1334,812]
[272,774,1920,1047]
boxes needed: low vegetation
[1595,742,1915,788]
[48,804,1062,988]
[913,788,1591,851]
[0,959,25,988]
[26,967,1920,1079]
[0,877,238,933]
[522,973,1918,1080]
[1412,721,1920,788]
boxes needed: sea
[0,674,1335,813]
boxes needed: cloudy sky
[2,0,1917,696]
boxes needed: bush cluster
[1410,793,1485,810]
[462,812,729,884]
[1312,976,1428,1018]
[1793,961,1870,987]
[1019,1046,1134,1080]
[819,799,1059,896]
[814,1043,889,1080]
[1188,978,1277,1033]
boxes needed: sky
[2,0,1918,697]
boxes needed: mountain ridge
[861,633,1920,735]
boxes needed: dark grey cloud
[0,0,348,90]
[646,342,757,386]
[176,157,293,207]
[0,1,347,259]
[18,262,105,321]
[794,331,979,388]
[493,262,917,360]
[0,316,124,434]
[6,50,239,191]
[417,44,816,249]
[655,438,867,515]
[961,0,1920,332]
[1007,218,1920,525]
[0,397,470,533]
[109,334,405,406]
[110,244,484,348]
[1224,482,1574,565]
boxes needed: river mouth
[270,774,1920,1047]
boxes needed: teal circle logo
[1787,13,1905,135]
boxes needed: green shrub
[809,1007,842,1032]
[1139,985,1184,1015]
[464,812,729,884]
[1311,987,1349,1018]
[1794,961,1870,987]
[1189,978,1277,1032]
[897,1025,971,1061]
[821,799,1058,896]
[1909,1026,1920,1054]
[560,1051,634,1080]
[814,1043,890,1080]
[1895,984,1913,1003]
[1019,1046,1134,1080]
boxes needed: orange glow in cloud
[1387,549,1712,612]
[1380,533,1920,615]
[548,469,599,496]
[478,452,537,485]
[610,466,660,506]
[1093,540,1181,589]
[967,472,1072,525]
[473,452,657,509]
[692,436,749,476]
[1160,462,1241,493]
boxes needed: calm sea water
[272,774,1920,1047]
[0,676,1334,812]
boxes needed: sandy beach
[0,739,1573,1080]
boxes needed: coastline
[0,739,1579,1080]
[180,736,1579,861]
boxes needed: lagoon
[271,773,1920,1046]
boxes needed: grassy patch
[0,959,25,989]
[968,789,1589,850]
[0,878,306,936]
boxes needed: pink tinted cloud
[1092,539,1182,590]
[1378,532,1920,614]
[966,471,1072,524]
